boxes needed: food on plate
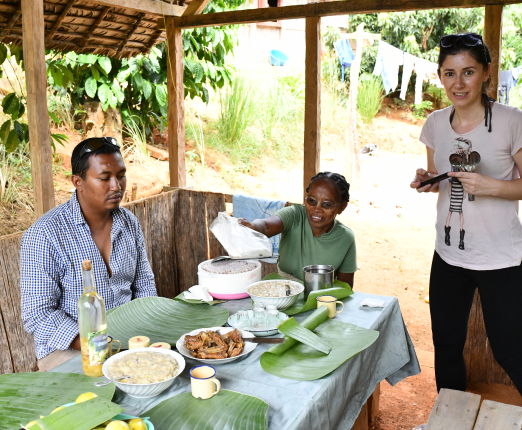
[248,281,302,298]
[75,391,98,404]
[105,421,132,430]
[107,351,179,384]
[184,329,244,359]
[202,260,257,274]
[128,418,148,430]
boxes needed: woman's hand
[410,168,440,193]
[237,218,254,229]
[448,171,498,196]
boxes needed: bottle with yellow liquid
[78,260,109,377]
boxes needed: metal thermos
[303,265,334,298]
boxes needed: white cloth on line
[373,40,404,95]
[399,53,416,101]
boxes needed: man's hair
[71,139,122,180]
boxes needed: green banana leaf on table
[145,390,269,430]
[107,296,229,348]
[260,307,379,381]
[35,397,123,430]
[0,372,114,429]
[263,273,354,315]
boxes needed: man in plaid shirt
[20,137,157,371]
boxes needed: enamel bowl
[246,280,304,310]
[102,347,185,398]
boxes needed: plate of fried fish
[176,327,257,364]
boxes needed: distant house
[235,0,348,66]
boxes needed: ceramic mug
[316,295,344,318]
[107,336,121,357]
[190,365,221,400]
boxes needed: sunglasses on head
[304,196,341,210]
[440,34,484,49]
[74,137,120,173]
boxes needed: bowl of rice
[246,280,304,310]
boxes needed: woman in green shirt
[239,172,356,287]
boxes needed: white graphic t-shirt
[420,103,522,270]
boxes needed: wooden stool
[426,388,522,430]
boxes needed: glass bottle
[78,260,109,377]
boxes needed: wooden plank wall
[0,232,37,374]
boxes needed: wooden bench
[426,388,522,430]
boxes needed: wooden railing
[0,189,508,386]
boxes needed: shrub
[357,74,384,123]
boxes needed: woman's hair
[306,172,350,203]
[438,33,494,132]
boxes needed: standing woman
[411,33,522,394]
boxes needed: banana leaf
[173,292,227,306]
[145,390,268,430]
[36,397,123,430]
[277,315,333,355]
[263,273,353,315]
[0,372,115,429]
[107,297,229,349]
[260,307,379,381]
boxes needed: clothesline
[372,40,442,105]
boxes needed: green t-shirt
[275,204,357,281]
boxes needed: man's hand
[70,335,81,350]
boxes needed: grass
[47,91,75,131]
[357,74,384,124]
[0,142,33,211]
[122,115,150,170]
[186,109,206,175]
[218,74,258,144]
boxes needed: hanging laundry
[499,70,514,105]
[399,54,441,104]
[373,40,404,95]
[334,39,355,83]
[399,53,416,100]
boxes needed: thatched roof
[0,0,189,58]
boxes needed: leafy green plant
[357,74,384,123]
[218,74,258,143]
[412,100,434,118]
[0,141,32,209]
[186,113,206,174]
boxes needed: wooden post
[303,16,321,196]
[484,5,503,100]
[22,0,55,217]
[344,23,364,186]
[166,17,187,188]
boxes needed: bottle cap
[82,260,92,271]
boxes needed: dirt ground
[2,103,522,429]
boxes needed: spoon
[94,375,131,387]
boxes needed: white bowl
[176,327,257,365]
[198,259,262,300]
[247,280,304,310]
[102,347,186,399]
[227,310,289,337]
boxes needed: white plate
[175,326,257,365]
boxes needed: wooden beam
[484,5,503,100]
[81,6,111,47]
[303,16,320,197]
[22,0,55,217]
[166,17,186,188]
[183,0,212,16]
[45,0,76,43]
[0,10,21,43]
[119,13,145,52]
[82,0,187,17]
[175,0,520,29]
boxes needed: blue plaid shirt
[20,192,157,359]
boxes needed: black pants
[430,251,522,394]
